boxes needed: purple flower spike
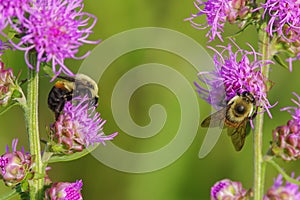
[195,41,274,117]
[264,174,300,200]
[261,0,300,42]
[185,0,251,42]
[261,0,300,71]
[12,0,100,77]
[45,180,83,200]
[211,179,249,200]
[50,96,118,154]
[0,138,32,187]
[270,93,300,161]
[0,0,29,33]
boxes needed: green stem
[24,54,44,199]
[253,26,271,200]
[266,159,300,185]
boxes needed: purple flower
[264,174,300,200]
[0,40,11,56]
[12,0,100,77]
[261,0,300,42]
[270,92,300,161]
[0,139,32,187]
[45,180,83,200]
[0,0,29,33]
[49,97,118,154]
[185,0,250,42]
[261,0,300,71]
[211,179,249,200]
[195,41,274,117]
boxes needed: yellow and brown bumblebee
[48,74,99,119]
[201,91,257,151]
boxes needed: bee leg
[55,101,66,120]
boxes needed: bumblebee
[201,91,257,151]
[48,74,99,119]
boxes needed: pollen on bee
[54,81,65,89]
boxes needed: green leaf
[7,31,16,40]
[228,22,253,38]
[11,89,22,99]
[0,189,18,200]
[47,144,100,163]
[0,102,18,116]
[273,54,289,70]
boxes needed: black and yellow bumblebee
[48,74,99,119]
[201,91,257,151]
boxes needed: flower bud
[0,139,32,186]
[0,62,17,106]
[45,180,83,200]
[270,93,300,161]
[211,179,249,200]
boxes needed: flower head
[270,92,300,161]
[0,139,32,186]
[261,0,300,71]
[264,174,300,200]
[185,0,251,42]
[45,180,83,200]
[49,97,118,154]
[0,0,29,33]
[211,179,249,200]
[13,0,100,77]
[195,41,273,117]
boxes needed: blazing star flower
[270,92,300,161]
[195,41,274,117]
[49,97,118,154]
[0,0,29,33]
[185,0,251,42]
[45,180,83,200]
[211,179,249,200]
[264,174,300,200]
[0,139,32,187]
[261,0,300,71]
[12,0,100,77]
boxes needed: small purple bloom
[261,0,300,71]
[270,92,300,161]
[49,96,118,154]
[211,179,249,200]
[264,174,300,200]
[12,0,100,77]
[185,0,250,42]
[45,180,83,200]
[0,40,11,56]
[195,41,274,117]
[0,0,29,33]
[0,139,32,187]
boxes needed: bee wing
[201,107,227,128]
[227,120,248,151]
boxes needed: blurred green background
[1,0,300,199]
